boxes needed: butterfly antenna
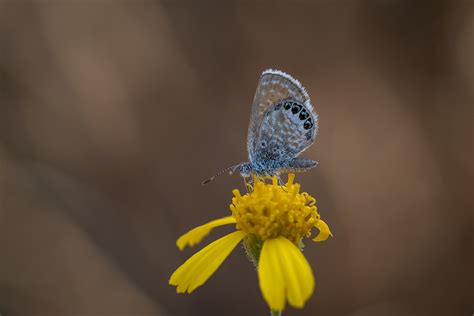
[202,164,241,185]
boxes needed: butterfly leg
[276,174,284,186]
[243,176,253,193]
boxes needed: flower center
[230,174,319,244]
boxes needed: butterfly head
[238,162,252,178]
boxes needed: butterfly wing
[247,69,317,163]
[251,100,317,173]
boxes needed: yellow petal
[258,237,315,311]
[176,216,237,250]
[313,219,333,242]
[258,239,286,311]
[169,230,245,293]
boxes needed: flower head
[169,174,332,313]
[231,174,320,244]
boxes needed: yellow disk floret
[230,173,320,244]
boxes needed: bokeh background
[0,1,472,316]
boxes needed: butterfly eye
[291,104,302,114]
[299,109,309,120]
[284,101,292,110]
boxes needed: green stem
[271,310,282,316]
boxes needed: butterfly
[203,69,318,185]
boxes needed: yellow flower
[169,173,332,313]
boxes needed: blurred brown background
[0,1,472,316]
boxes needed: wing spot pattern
[299,109,309,120]
[291,104,302,114]
[304,117,313,130]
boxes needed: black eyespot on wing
[291,104,302,114]
[304,117,313,130]
[299,109,309,120]
[284,101,292,110]
[260,140,267,147]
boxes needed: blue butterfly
[203,69,318,185]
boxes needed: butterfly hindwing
[251,100,316,173]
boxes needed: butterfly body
[202,69,318,185]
